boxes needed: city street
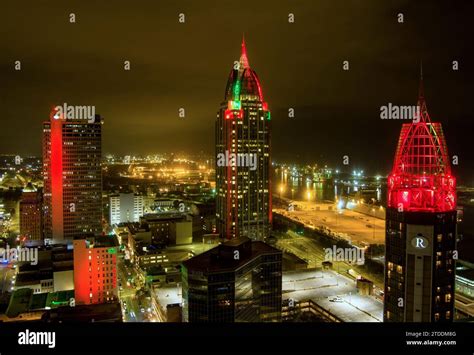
[117,254,157,322]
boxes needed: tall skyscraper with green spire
[215,38,272,240]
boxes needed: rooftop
[182,237,280,273]
[16,270,53,285]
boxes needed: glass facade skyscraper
[182,237,282,322]
[215,38,272,240]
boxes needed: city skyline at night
[1,1,473,353]
[2,1,474,184]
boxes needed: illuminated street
[275,229,385,289]
[117,253,157,322]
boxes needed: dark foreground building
[384,75,457,322]
[182,237,282,322]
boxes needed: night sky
[1,0,473,183]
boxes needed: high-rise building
[109,193,144,225]
[73,236,118,305]
[215,38,272,240]
[384,73,457,322]
[182,237,282,322]
[43,108,103,243]
[19,184,43,241]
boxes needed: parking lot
[283,268,383,322]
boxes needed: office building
[384,73,457,322]
[42,108,103,242]
[109,193,144,225]
[19,184,43,241]
[215,38,272,240]
[73,236,118,305]
[182,237,282,322]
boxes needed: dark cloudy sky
[1,0,473,183]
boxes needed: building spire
[240,34,249,69]
[418,61,424,99]
[417,61,430,123]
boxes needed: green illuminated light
[51,301,67,305]
[230,101,241,110]
[233,80,241,100]
[107,248,117,254]
[266,111,271,120]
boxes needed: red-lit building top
[387,76,456,213]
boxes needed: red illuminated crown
[387,69,456,212]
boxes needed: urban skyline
[2,1,474,184]
[0,1,473,352]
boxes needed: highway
[276,231,385,289]
[274,200,385,246]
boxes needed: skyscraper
[43,107,103,243]
[215,38,272,240]
[182,237,282,322]
[19,183,43,241]
[384,73,457,322]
